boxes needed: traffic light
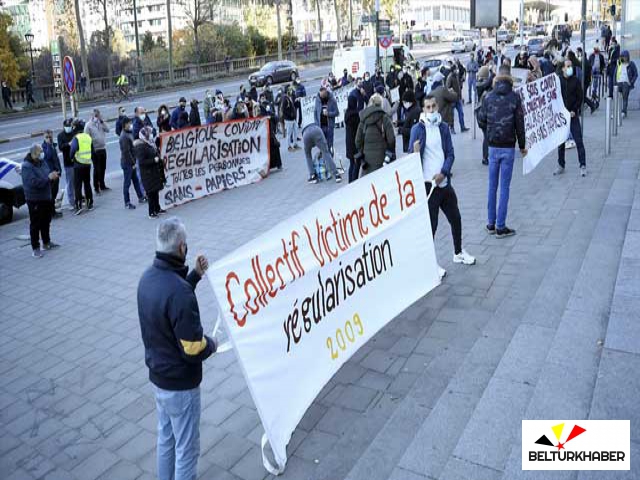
[609,4,616,16]
[564,13,568,22]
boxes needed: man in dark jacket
[409,94,476,279]
[589,45,606,100]
[133,106,156,138]
[344,94,360,183]
[281,87,300,151]
[137,217,216,480]
[21,144,59,257]
[115,106,128,136]
[430,72,458,133]
[57,118,76,208]
[555,59,587,177]
[398,90,421,152]
[119,117,145,209]
[1,81,12,110]
[446,64,468,133]
[42,130,62,218]
[355,93,396,176]
[475,66,495,165]
[25,78,36,106]
[294,79,306,128]
[314,87,339,155]
[607,37,621,97]
[386,66,398,90]
[415,67,430,106]
[348,82,367,112]
[477,65,526,238]
[362,72,374,100]
[398,66,414,103]
[170,97,189,130]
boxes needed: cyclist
[116,73,129,97]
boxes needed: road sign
[63,56,76,94]
[361,14,374,24]
[379,19,391,33]
[379,35,392,49]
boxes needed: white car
[513,32,529,48]
[0,158,25,225]
[451,36,475,53]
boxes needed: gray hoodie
[84,117,110,150]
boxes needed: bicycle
[110,87,135,104]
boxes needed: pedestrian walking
[354,93,396,177]
[84,109,110,193]
[409,94,476,279]
[477,65,527,238]
[430,72,458,135]
[2,81,13,110]
[137,217,216,480]
[302,124,342,184]
[466,54,479,103]
[225,55,231,74]
[415,67,430,106]
[119,117,145,210]
[555,59,587,177]
[344,94,360,183]
[21,144,60,258]
[445,64,468,133]
[57,118,76,208]
[314,87,339,155]
[616,50,638,117]
[69,120,94,214]
[135,126,165,218]
[589,45,606,102]
[42,130,62,218]
[281,87,300,151]
[25,78,36,107]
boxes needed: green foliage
[0,12,25,87]
[141,31,155,53]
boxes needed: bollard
[472,95,476,140]
[617,90,623,127]
[613,85,619,137]
[605,96,611,155]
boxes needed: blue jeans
[454,100,466,129]
[321,124,335,155]
[487,147,515,230]
[467,77,477,103]
[155,387,201,480]
[121,162,144,206]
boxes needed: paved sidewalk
[0,102,638,480]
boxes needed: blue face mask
[566,67,574,77]
[39,152,45,160]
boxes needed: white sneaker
[438,265,447,280]
[580,166,587,177]
[565,139,576,149]
[453,249,476,265]
[553,166,565,175]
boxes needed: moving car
[331,44,415,78]
[451,36,475,53]
[0,158,25,225]
[527,37,546,57]
[248,61,299,87]
[496,29,510,43]
[421,58,443,76]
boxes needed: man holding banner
[555,59,587,177]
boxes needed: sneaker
[293,145,301,150]
[158,209,167,215]
[101,186,111,191]
[335,173,342,183]
[580,166,587,177]
[139,196,148,204]
[453,249,476,265]
[125,203,136,210]
[53,211,63,219]
[622,112,627,118]
[43,242,60,250]
[482,158,489,165]
[74,207,84,216]
[32,249,43,258]
[87,202,94,211]
[496,227,517,238]
[461,127,470,132]
[288,146,294,152]
[565,139,576,149]
[486,224,496,234]
[149,213,159,219]
[437,265,447,280]
[307,174,319,184]
[553,166,565,175]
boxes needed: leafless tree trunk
[167,0,174,82]
[74,0,91,92]
[333,0,342,48]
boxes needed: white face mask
[64,126,72,133]
[140,113,146,121]
[403,101,412,109]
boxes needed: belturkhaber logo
[522,420,630,471]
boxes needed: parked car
[527,37,546,57]
[535,24,546,36]
[451,36,475,53]
[248,61,299,87]
[513,32,529,48]
[496,29,510,43]
[421,58,443,76]
[0,158,25,225]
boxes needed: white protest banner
[390,86,400,104]
[208,154,440,473]
[300,85,355,128]
[515,73,570,175]
[158,118,270,209]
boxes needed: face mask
[426,112,439,124]
[566,67,573,77]
[126,125,132,131]
[64,126,72,133]
[180,105,186,110]
[403,101,412,109]
[38,152,44,160]
[364,75,369,80]
[140,113,146,121]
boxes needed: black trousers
[557,116,586,168]
[425,182,462,255]
[27,201,51,250]
[74,165,93,208]
[93,149,107,191]
[148,190,160,215]
[50,177,59,209]
[2,97,12,109]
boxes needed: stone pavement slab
[1,101,639,480]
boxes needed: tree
[141,31,155,53]
[88,0,122,83]
[333,0,342,48]
[181,0,210,69]
[0,12,24,86]
[74,0,91,91]
[308,0,323,56]
[166,0,174,82]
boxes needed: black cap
[179,97,187,103]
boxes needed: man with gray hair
[84,108,110,193]
[137,217,216,480]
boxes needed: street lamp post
[24,33,39,84]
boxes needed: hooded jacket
[527,57,543,83]
[408,115,455,183]
[477,75,526,149]
[559,73,584,115]
[21,154,52,202]
[314,91,339,129]
[354,105,396,174]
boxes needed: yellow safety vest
[75,133,92,165]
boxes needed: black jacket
[477,76,526,149]
[559,74,583,115]
[57,130,75,168]
[134,140,165,193]
[281,95,296,121]
[119,131,136,166]
[398,103,421,152]
[138,252,215,391]
[344,102,360,161]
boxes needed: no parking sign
[63,56,76,94]
[379,35,392,49]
